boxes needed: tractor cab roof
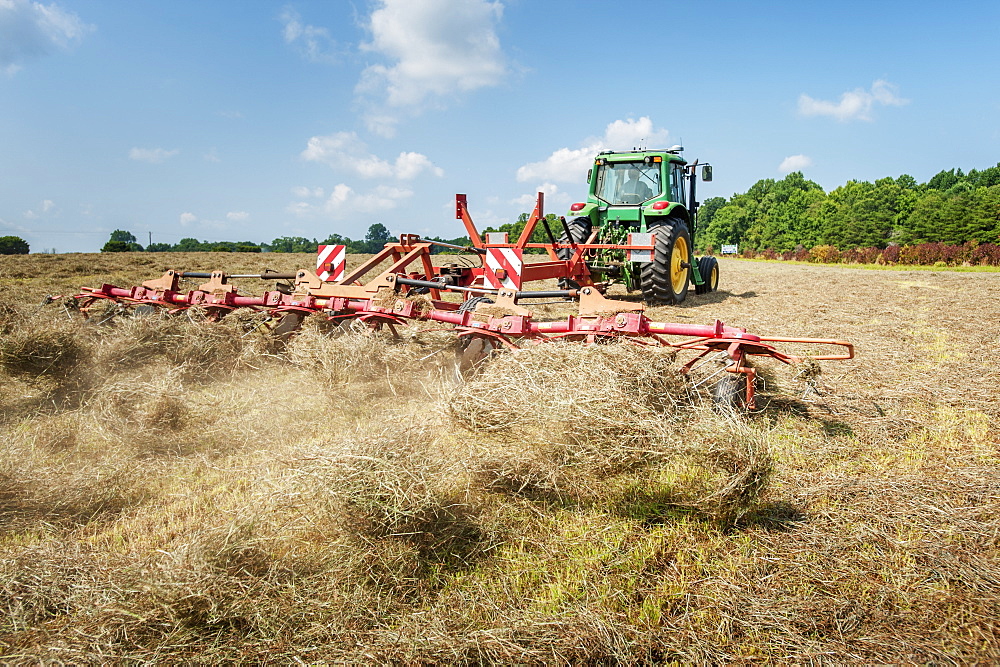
[595,147,687,164]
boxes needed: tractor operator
[622,167,654,202]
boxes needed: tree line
[698,163,1000,254]
[100,224,472,255]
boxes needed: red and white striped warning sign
[483,247,523,290]
[316,244,346,282]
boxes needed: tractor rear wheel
[556,217,592,290]
[695,255,720,295]
[640,219,691,305]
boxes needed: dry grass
[449,342,773,525]
[0,253,999,661]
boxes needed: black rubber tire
[454,297,497,379]
[556,217,592,260]
[695,255,720,295]
[556,217,592,290]
[712,373,746,412]
[640,219,691,305]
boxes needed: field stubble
[0,253,999,662]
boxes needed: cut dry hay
[91,309,271,381]
[290,420,502,598]
[0,317,89,382]
[3,255,1000,662]
[448,341,774,525]
[283,314,457,392]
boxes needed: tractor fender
[564,202,600,223]
[641,202,690,224]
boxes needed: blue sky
[2,0,998,253]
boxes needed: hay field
[1,252,999,662]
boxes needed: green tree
[101,240,131,252]
[818,178,913,249]
[364,223,391,252]
[747,173,826,251]
[927,168,963,191]
[103,229,142,251]
[175,237,206,251]
[109,229,137,244]
[697,197,727,230]
[899,191,947,244]
[268,236,317,253]
[0,236,29,254]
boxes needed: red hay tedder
[73,192,853,410]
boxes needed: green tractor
[560,147,717,305]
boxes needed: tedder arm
[73,236,853,410]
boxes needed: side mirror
[586,168,592,182]
[701,165,713,182]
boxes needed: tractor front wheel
[695,255,720,295]
[640,220,691,305]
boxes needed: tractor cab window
[594,162,662,205]
[671,163,686,203]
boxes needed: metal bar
[415,238,486,255]
[514,192,544,248]
[178,272,300,280]
[394,276,575,300]
[455,194,485,248]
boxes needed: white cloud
[24,198,55,218]
[301,131,443,179]
[226,211,249,221]
[288,183,413,219]
[779,154,813,173]
[292,185,324,198]
[512,182,569,209]
[0,0,91,75]
[357,0,506,135]
[179,212,197,225]
[798,79,909,122]
[279,8,338,63]
[516,117,669,184]
[129,147,179,163]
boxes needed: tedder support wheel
[556,217,592,290]
[640,219,691,305]
[454,296,498,379]
[712,373,747,412]
[695,255,720,295]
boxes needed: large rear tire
[640,219,691,305]
[556,217,592,289]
